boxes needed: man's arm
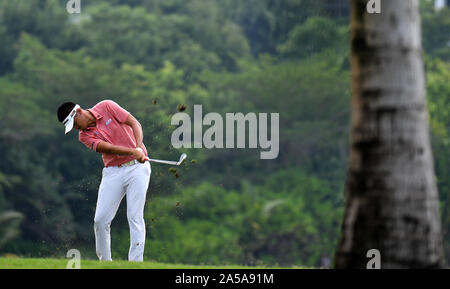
[96,141,146,163]
[124,114,144,148]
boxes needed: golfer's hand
[132,148,146,163]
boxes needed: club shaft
[145,157,179,166]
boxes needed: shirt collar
[87,108,103,120]
[80,109,103,132]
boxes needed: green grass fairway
[0,257,304,269]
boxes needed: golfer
[57,100,151,262]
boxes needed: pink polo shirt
[79,100,148,167]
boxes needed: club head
[177,153,187,165]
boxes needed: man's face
[73,108,90,130]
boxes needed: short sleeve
[105,100,130,123]
[79,131,102,152]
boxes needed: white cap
[63,104,80,134]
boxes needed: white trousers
[94,161,151,262]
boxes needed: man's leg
[94,167,125,261]
[125,162,151,262]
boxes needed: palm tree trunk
[334,0,445,268]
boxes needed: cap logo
[62,104,80,135]
[64,109,77,124]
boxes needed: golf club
[145,153,187,166]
